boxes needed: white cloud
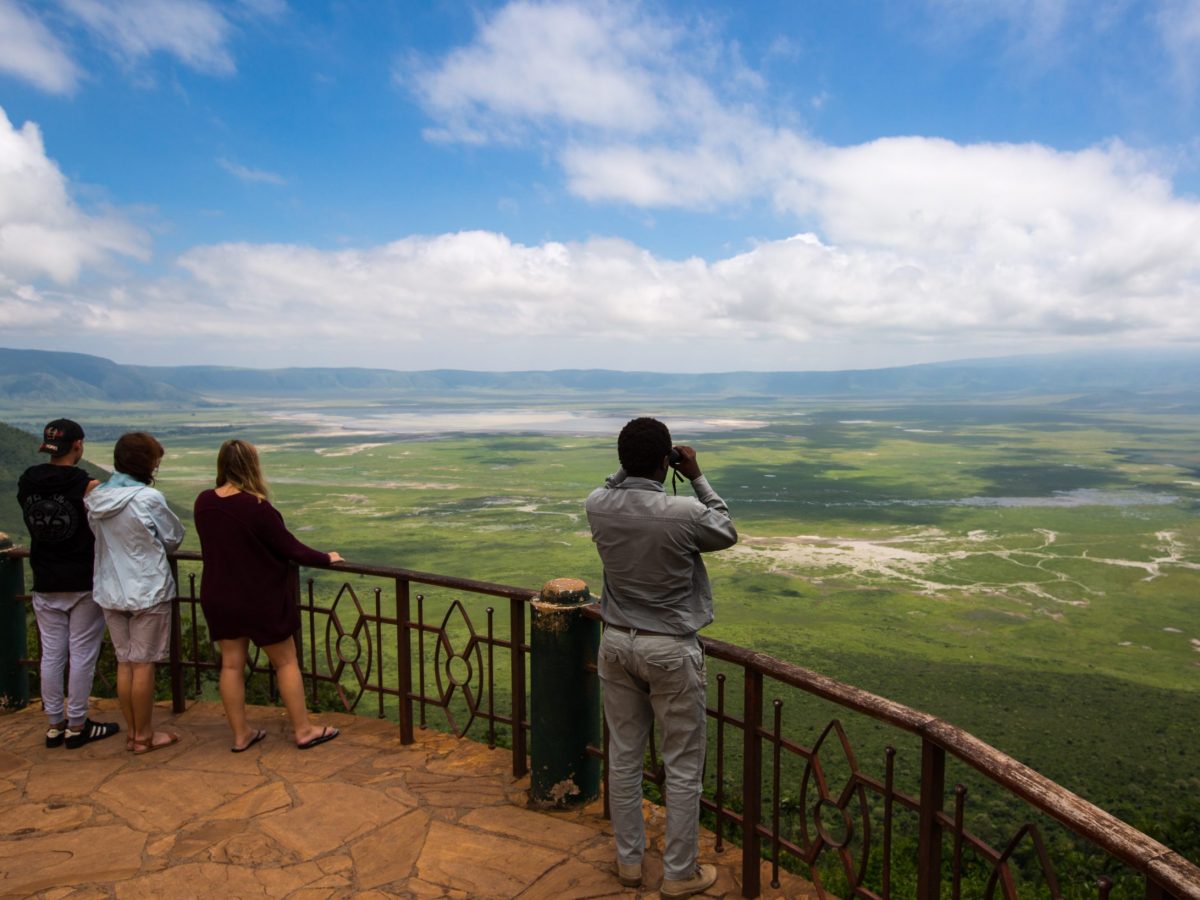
[1156,0,1200,89]
[921,0,1078,50]
[217,157,286,185]
[398,0,1200,359]
[60,0,236,75]
[0,106,148,285]
[409,0,710,143]
[0,0,80,93]
[9,203,1197,368]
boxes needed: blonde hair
[215,439,269,501]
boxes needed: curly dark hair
[617,417,672,478]
[113,432,164,485]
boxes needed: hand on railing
[328,551,344,564]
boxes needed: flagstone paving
[0,699,820,898]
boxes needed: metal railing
[168,550,538,776]
[2,543,1197,899]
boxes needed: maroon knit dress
[193,490,331,646]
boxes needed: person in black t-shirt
[17,419,119,750]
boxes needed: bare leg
[218,638,257,748]
[261,637,326,745]
[115,661,135,734]
[130,662,175,749]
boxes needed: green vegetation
[2,387,1198,887]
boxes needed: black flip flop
[231,729,268,753]
[297,726,339,750]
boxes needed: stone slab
[112,859,327,899]
[0,824,146,895]
[349,808,430,889]
[415,819,562,897]
[205,780,293,821]
[0,801,93,837]
[258,781,410,858]
[95,769,264,832]
[24,757,126,802]
[461,804,599,851]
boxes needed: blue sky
[1,0,1198,372]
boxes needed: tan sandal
[132,732,181,755]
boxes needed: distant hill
[134,353,1200,400]
[0,348,198,404]
[1,345,1199,404]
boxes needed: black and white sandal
[64,718,120,750]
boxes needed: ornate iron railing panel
[685,629,1200,900]
[165,551,535,776]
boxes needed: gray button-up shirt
[586,468,737,635]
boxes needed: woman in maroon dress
[194,440,344,751]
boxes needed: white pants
[599,628,707,881]
[32,591,106,726]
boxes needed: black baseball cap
[39,418,85,455]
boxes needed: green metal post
[529,577,601,808]
[0,534,29,709]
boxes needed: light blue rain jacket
[85,472,185,612]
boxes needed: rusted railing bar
[486,607,496,749]
[510,596,528,777]
[373,587,384,719]
[741,667,763,899]
[883,747,895,899]
[929,809,1008,865]
[169,549,537,603]
[416,594,427,729]
[397,579,413,743]
[700,797,744,824]
[952,784,965,900]
[770,699,783,890]
[715,673,727,852]
[305,577,318,705]
[917,738,946,900]
[168,558,185,713]
[710,711,747,731]
[702,635,935,734]
[763,729,814,760]
[847,771,923,816]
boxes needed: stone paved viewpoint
[0,699,819,898]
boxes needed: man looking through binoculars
[585,416,737,898]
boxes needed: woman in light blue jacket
[86,432,184,754]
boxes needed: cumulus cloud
[0,106,148,286]
[407,0,739,145]
[0,0,80,93]
[60,0,237,75]
[217,157,286,185]
[2,0,278,89]
[393,0,1200,360]
[920,0,1080,54]
[10,206,1197,367]
[1156,0,1200,89]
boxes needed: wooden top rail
[170,548,536,603]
